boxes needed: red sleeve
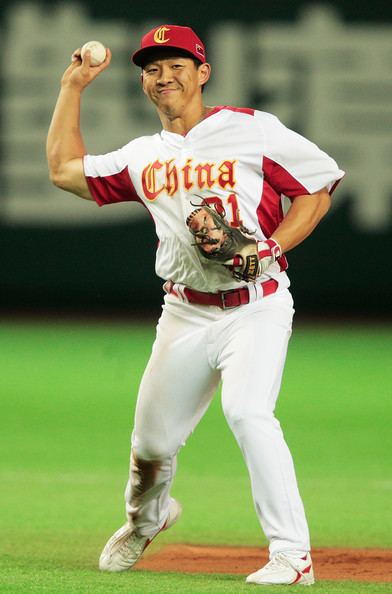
[257,112,345,200]
[263,156,310,200]
[85,165,142,207]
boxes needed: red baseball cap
[132,25,206,67]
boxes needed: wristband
[257,238,282,262]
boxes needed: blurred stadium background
[0,0,391,318]
[1,5,392,591]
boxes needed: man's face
[141,55,208,114]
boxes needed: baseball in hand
[81,41,107,66]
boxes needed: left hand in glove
[186,202,282,282]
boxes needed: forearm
[47,48,111,199]
[271,189,331,253]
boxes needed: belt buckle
[220,288,241,309]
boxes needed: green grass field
[1,318,391,593]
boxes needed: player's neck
[158,100,212,136]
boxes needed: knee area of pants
[133,444,174,462]
[224,406,277,430]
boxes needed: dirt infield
[137,545,392,582]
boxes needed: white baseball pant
[125,288,310,556]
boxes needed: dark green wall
[1,0,389,25]
[2,200,391,315]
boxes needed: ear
[140,71,148,95]
[198,62,211,87]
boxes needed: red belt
[168,278,279,309]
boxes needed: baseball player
[47,25,344,586]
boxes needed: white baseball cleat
[246,552,314,586]
[99,498,181,572]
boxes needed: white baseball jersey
[84,106,344,293]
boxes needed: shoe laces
[265,554,288,569]
[266,553,302,572]
[119,530,148,558]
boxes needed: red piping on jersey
[263,155,310,200]
[329,176,344,195]
[258,157,315,272]
[86,165,142,207]
[203,105,255,121]
[256,180,289,272]
[256,181,285,238]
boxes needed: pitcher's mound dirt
[137,545,392,582]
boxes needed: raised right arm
[46,47,112,200]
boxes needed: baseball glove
[186,202,260,282]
